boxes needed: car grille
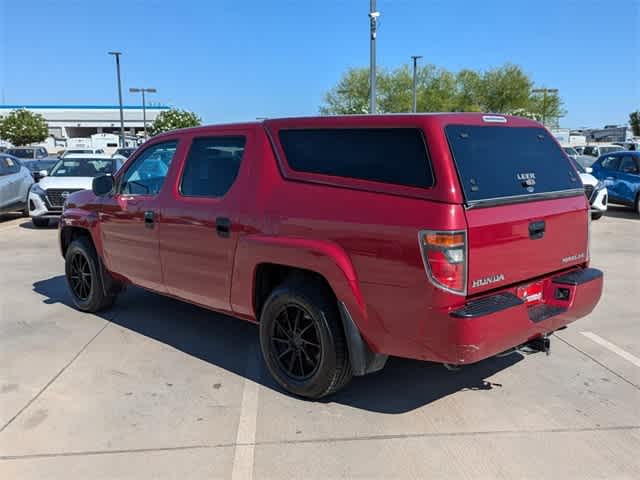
[584,185,595,202]
[46,189,83,208]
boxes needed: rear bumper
[442,267,603,364]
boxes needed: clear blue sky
[1,0,638,128]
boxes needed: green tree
[0,108,49,146]
[320,62,564,120]
[148,108,202,136]
[480,64,532,113]
[320,68,372,114]
[526,90,566,128]
[630,111,640,137]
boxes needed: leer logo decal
[561,252,585,264]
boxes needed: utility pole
[532,87,559,127]
[129,87,156,139]
[411,55,422,113]
[108,51,126,147]
[369,1,379,114]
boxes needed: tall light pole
[411,55,422,113]
[129,87,156,139]
[369,1,379,114]
[108,51,126,147]
[532,87,559,127]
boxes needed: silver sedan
[0,154,34,216]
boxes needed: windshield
[115,148,135,157]
[63,150,93,156]
[49,158,118,177]
[6,148,34,159]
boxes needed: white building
[0,104,170,144]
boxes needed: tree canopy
[0,108,49,146]
[320,63,566,126]
[148,108,202,136]
[630,111,640,137]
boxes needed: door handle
[144,210,155,229]
[216,217,231,238]
[605,176,615,180]
[529,220,545,240]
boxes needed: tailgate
[465,195,588,294]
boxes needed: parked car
[591,151,640,214]
[582,144,624,160]
[21,159,58,182]
[59,114,603,399]
[0,154,34,215]
[5,146,50,160]
[563,145,600,170]
[59,148,105,158]
[112,147,136,159]
[29,155,124,227]
[568,157,607,219]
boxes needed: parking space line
[231,343,261,480]
[581,331,640,368]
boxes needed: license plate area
[516,280,544,305]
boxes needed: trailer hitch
[521,335,551,356]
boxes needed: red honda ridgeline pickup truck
[59,114,603,399]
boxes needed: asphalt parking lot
[0,209,639,479]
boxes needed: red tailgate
[465,195,589,295]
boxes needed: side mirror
[92,174,115,196]
[585,167,593,174]
[38,170,48,178]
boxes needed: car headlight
[30,184,45,197]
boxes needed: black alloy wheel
[68,251,93,301]
[271,304,322,380]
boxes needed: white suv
[29,155,124,227]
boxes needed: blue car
[591,151,640,214]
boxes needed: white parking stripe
[231,344,261,480]
[581,331,640,368]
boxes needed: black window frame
[179,135,247,199]
[277,127,435,190]
[118,140,179,196]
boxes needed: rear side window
[279,128,434,188]
[180,136,246,197]
[445,125,580,205]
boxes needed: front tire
[32,217,49,227]
[591,211,603,220]
[259,277,352,399]
[65,237,116,312]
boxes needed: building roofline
[0,104,170,110]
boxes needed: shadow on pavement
[33,275,523,414]
[604,205,637,220]
[19,219,59,229]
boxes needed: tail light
[418,230,467,295]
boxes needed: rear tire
[259,276,352,399]
[65,237,116,312]
[32,217,49,227]
[636,194,640,216]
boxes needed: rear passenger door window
[180,136,246,197]
[120,141,178,196]
[619,156,639,174]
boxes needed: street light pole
[129,87,156,139]
[108,51,126,147]
[411,55,422,113]
[532,88,559,127]
[369,1,379,114]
